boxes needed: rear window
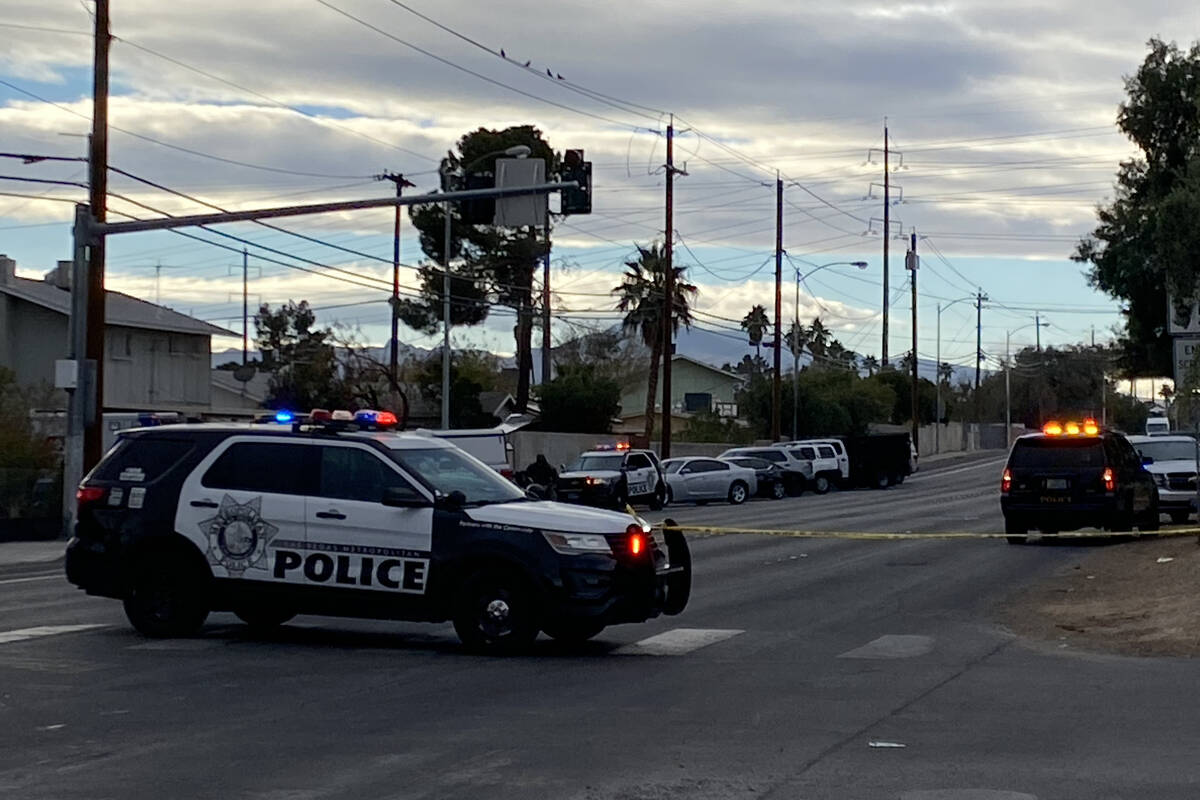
[92,437,194,483]
[1009,438,1105,469]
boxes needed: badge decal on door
[199,495,279,575]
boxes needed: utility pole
[772,171,783,442]
[907,231,919,453]
[882,118,889,366]
[242,248,248,365]
[376,172,414,392]
[83,0,110,471]
[1005,330,1011,447]
[542,202,552,386]
[935,303,941,455]
[1035,312,1042,352]
[974,289,987,432]
[441,195,452,429]
[661,115,676,457]
[154,261,162,305]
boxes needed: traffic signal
[561,149,592,215]
[460,172,495,225]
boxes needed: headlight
[543,532,612,555]
[585,476,610,486]
[1153,473,1167,488]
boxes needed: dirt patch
[1000,534,1200,657]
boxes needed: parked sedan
[661,457,758,505]
[722,456,788,500]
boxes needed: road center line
[0,624,108,644]
[614,627,743,656]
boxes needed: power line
[0,78,375,179]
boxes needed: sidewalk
[0,540,66,567]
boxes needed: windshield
[1134,440,1198,462]
[388,447,524,505]
[566,454,624,472]
[661,460,683,474]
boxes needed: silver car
[661,457,758,505]
[1128,434,1199,524]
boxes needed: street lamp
[1004,319,1051,446]
[934,296,977,453]
[791,259,868,439]
[439,145,532,429]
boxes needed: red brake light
[1001,468,1012,493]
[626,524,645,556]
[77,486,105,507]
[310,408,332,422]
[1103,467,1115,492]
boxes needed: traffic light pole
[62,181,573,536]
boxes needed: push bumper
[1156,488,1196,511]
[551,530,690,625]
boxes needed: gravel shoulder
[1000,533,1200,657]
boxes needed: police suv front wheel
[123,558,209,638]
[453,569,540,654]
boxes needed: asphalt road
[2,451,1197,800]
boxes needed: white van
[416,428,514,478]
[1146,416,1170,436]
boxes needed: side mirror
[1142,456,1154,465]
[435,489,468,510]
[381,487,432,508]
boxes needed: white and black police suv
[555,443,667,510]
[65,417,691,653]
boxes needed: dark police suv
[1000,419,1159,544]
[65,418,690,652]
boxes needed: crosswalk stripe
[614,627,743,656]
[0,624,108,644]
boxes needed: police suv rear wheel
[123,558,209,638]
[453,569,540,654]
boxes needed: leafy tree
[254,301,347,411]
[535,363,621,433]
[739,367,894,439]
[1074,38,1200,377]
[613,242,698,440]
[328,324,409,423]
[678,409,755,444]
[740,305,770,359]
[413,350,499,428]
[405,125,558,411]
[868,368,938,426]
[722,353,770,378]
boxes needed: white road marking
[907,458,1006,483]
[0,574,61,586]
[839,634,935,659]
[615,627,743,656]
[0,624,107,644]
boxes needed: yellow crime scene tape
[626,508,1200,541]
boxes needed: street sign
[1172,336,1200,387]
[494,158,547,227]
[1166,293,1200,334]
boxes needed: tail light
[77,486,105,509]
[626,523,645,556]
[1001,468,1012,494]
[1102,467,1115,492]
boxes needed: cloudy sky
[1,0,1197,377]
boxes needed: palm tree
[938,361,955,385]
[613,243,698,439]
[900,350,916,374]
[741,305,770,359]
[862,354,880,376]
[808,317,831,359]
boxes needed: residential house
[0,255,236,411]
[616,354,745,432]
